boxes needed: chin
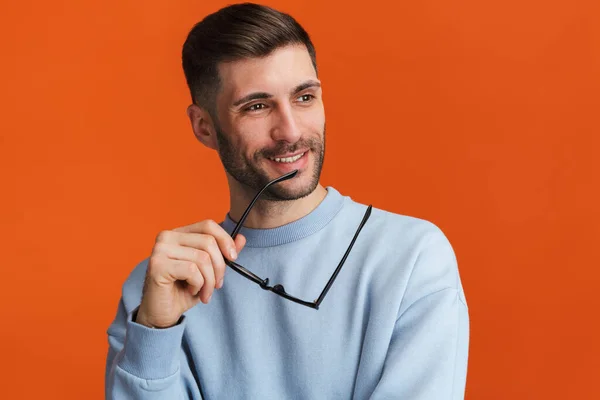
[265,177,319,201]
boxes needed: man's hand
[135,220,246,328]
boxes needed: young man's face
[213,44,325,201]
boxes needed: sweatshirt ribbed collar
[221,186,344,248]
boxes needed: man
[105,3,469,399]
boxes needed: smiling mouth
[267,151,306,163]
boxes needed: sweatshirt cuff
[118,308,186,380]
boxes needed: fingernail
[207,294,212,303]
[230,248,237,260]
[217,278,224,289]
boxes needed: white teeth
[270,152,305,163]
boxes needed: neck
[227,179,328,229]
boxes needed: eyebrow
[292,80,321,94]
[232,80,321,107]
[232,92,272,107]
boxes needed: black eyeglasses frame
[224,169,372,310]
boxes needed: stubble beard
[214,125,326,202]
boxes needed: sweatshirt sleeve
[104,299,203,400]
[369,227,470,400]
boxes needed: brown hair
[182,2,318,116]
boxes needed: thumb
[234,233,246,252]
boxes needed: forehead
[217,45,317,101]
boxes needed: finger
[168,259,205,296]
[159,243,216,302]
[157,233,227,289]
[234,233,246,253]
[173,220,238,261]
[193,249,217,303]
[195,234,227,291]
[216,233,246,289]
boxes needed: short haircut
[182,2,317,116]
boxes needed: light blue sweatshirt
[105,187,469,399]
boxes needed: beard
[214,124,326,201]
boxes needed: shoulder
[337,190,452,255]
[336,189,463,298]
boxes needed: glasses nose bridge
[271,284,286,294]
[259,278,271,290]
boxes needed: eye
[297,94,315,103]
[245,103,267,112]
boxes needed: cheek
[235,136,268,161]
[302,105,325,133]
[232,121,273,157]
[220,120,258,156]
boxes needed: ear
[186,104,219,150]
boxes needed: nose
[270,104,302,143]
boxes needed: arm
[105,300,202,399]
[105,221,246,399]
[370,228,470,399]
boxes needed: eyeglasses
[224,169,372,309]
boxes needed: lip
[267,149,309,159]
[266,150,309,172]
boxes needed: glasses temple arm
[230,169,299,240]
[315,205,372,307]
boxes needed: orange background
[1,0,599,398]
